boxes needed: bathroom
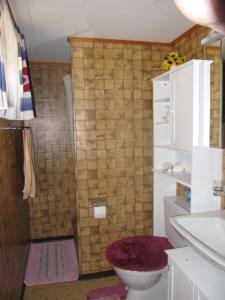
[1,0,225,299]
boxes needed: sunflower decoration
[163,51,187,71]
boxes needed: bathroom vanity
[152,60,225,299]
[152,59,223,236]
[166,210,225,300]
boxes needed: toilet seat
[106,236,173,272]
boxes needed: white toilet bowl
[106,236,173,300]
[106,199,188,300]
[114,266,166,300]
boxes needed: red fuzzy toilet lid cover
[106,236,173,272]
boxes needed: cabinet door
[171,64,196,152]
[168,260,195,300]
[168,258,210,300]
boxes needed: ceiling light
[174,0,215,24]
[174,0,225,34]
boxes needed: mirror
[174,0,225,148]
[203,32,224,148]
[222,37,225,148]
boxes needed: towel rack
[0,126,31,130]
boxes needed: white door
[171,64,196,152]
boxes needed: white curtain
[63,74,74,144]
[0,0,34,120]
[0,34,7,109]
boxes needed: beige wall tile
[71,40,170,275]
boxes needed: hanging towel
[23,128,36,199]
[0,0,34,120]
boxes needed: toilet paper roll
[93,205,106,219]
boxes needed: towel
[23,128,36,199]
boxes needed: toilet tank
[164,196,188,248]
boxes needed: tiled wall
[173,26,221,147]
[27,63,76,239]
[70,38,172,274]
[70,27,222,274]
[0,119,30,300]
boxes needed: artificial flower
[163,51,187,70]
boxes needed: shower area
[27,63,76,239]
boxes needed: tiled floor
[24,276,121,300]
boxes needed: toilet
[106,197,187,300]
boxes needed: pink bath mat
[24,239,79,286]
[87,283,127,300]
[91,296,121,300]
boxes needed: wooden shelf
[154,169,191,187]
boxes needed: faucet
[213,180,225,196]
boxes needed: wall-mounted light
[174,0,225,34]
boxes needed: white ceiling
[9,0,194,62]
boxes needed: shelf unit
[154,170,191,187]
[154,98,170,103]
[152,60,223,236]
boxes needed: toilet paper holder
[92,198,107,219]
[92,198,107,208]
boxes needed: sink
[170,210,225,269]
[177,216,225,257]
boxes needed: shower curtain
[0,0,34,120]
[63,74,74,148]
[0,38,7,110]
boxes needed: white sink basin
[170,210,225,269]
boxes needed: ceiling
[9,0,194,62]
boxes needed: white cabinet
[171,64,194,152]
[152,60,222,236]
[153,71,171,148]
[153,60,212,151]
[170,60,211,152]
[166,247,225,300]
